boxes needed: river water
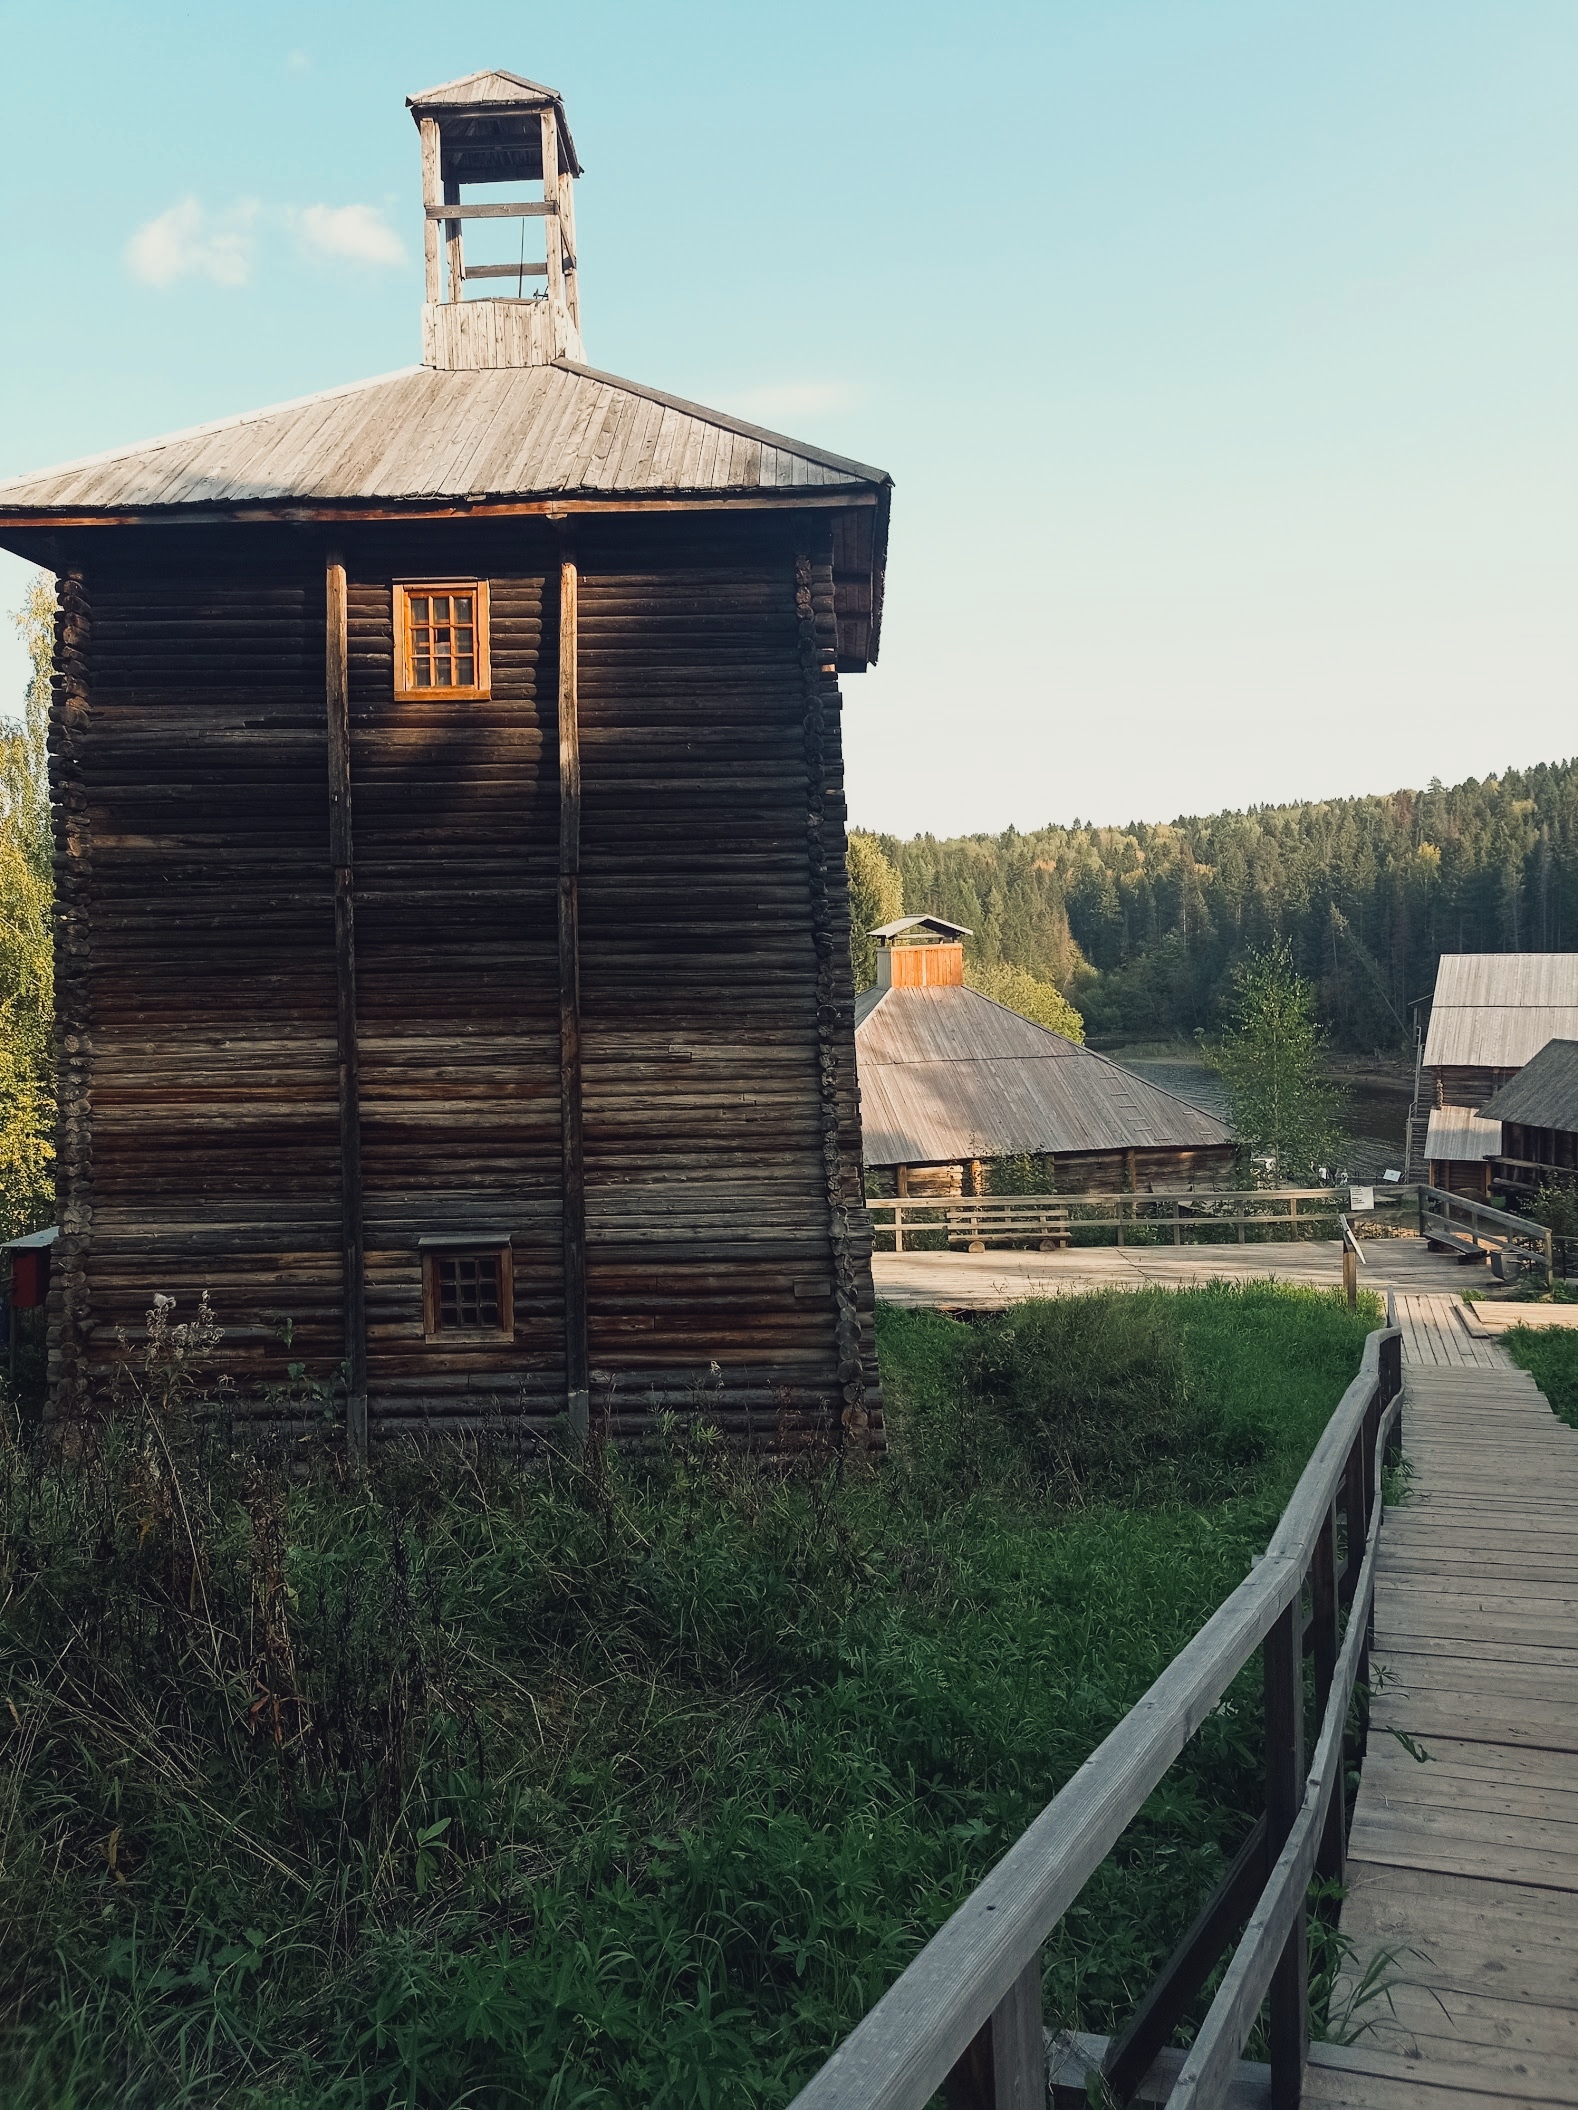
[1108,1053,1412,1184]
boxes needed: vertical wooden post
[443,177,463,302]
[1264,1599,1308,2106]
[1343,1242,1358,1310]
[540,108,565,310]
[558,164,580,328]
[941,1953,1044,2110]
[1311,1500,1344,1885]
[557,552,589,1450]
[326,553,366,1459]
[419,117,442,305]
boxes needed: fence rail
[1417,1184,1552,1275]
[788,1310,1405,2110]
[867,1186,1410,1254]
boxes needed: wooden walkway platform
[1305,1295,1578,2109]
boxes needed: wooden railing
[788,1309,1405,2110]
[868,1187,1409,1254]
[1418,1185,1552,1276]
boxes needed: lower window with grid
[421,1241,513,1341]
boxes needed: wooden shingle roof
[0,362,886,512]
[405,70,582,178]
[853,984,1234,1167]
[0,361,891,663]
[1422,954,1578,1071]
[1480,1039,1578,1133]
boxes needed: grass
[0,1281,1381,2109]
[1500,1325,1578,1429]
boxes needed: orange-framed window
[393,581,491,699]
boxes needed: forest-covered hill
[854,758,1578,1048]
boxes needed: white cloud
[125,198,258,288]
[294,203,405,269]
[717,381,861,423]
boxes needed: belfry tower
[408,70,586,370]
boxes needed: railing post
[1310,1499,1343,1886]
[941,1953,1044,2110]
[1264,1600,1307,2108]
[894,1202,904,1256]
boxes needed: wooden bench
[944,1203,1071,1252]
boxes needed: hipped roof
[0,361,892,664]
[1481,1039,1578,1133]
[0,361,887,513]
[1423,954,1578,1071]
[405,70,583,178]
[854,984,1234,1166]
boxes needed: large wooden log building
[0,71,889,1451]
[856,919,1235,1195]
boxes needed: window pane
[435,1251,503,1332]
[406,588,483,693]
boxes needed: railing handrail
[1419,1185,1548,1241]
[788,1323,1401,2110]
[866,1186,1410,1212]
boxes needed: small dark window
[421,1239,513,1342]
[439,1251,499,1330]
[394,581,491,700]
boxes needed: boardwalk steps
[789,1292,1577,2110]
[1304,1298,1578,2110]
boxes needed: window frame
[419,1235,514,1345]
[393,579,492,701]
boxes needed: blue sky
[1,0,1573,835]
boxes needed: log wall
[45,514,879,1452]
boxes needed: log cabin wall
[46,514,878,1453]
[1432,1066,1518,1109]
[49,538,342,1409]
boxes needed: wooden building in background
[855,919,1235,1195]
[1414,955,1578,1197]
[1482,1041,1578,1196]
[0,71,888,1452]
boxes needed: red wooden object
[9,1249,47,1308]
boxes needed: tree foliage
[846,830,1084,1039]
[846,831,904,990]
[859,758,1578,1047]
[1211,942,1343,1184]
[1,577,54,1239]
[964,958,1084,1043]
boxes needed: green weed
[0,1283,1378,2107]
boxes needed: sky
[0,0,1573,837]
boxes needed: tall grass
[0,1283,1378,2108]
[1500,1325,1578,1428]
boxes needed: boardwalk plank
[1327,1297,1578,2110]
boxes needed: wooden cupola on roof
[407,69,585,371]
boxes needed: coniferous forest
[856,758,1578,1047]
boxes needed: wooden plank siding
[45,516,878,1452]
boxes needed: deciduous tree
[1212,940,1343,1184]
[1,576,55,1238]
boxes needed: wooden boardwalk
[1305,1295,1578,2110]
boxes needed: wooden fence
[1417,1184,1552,1276]
[867,1187,1410,1254]
[788,1308,1405,2110]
